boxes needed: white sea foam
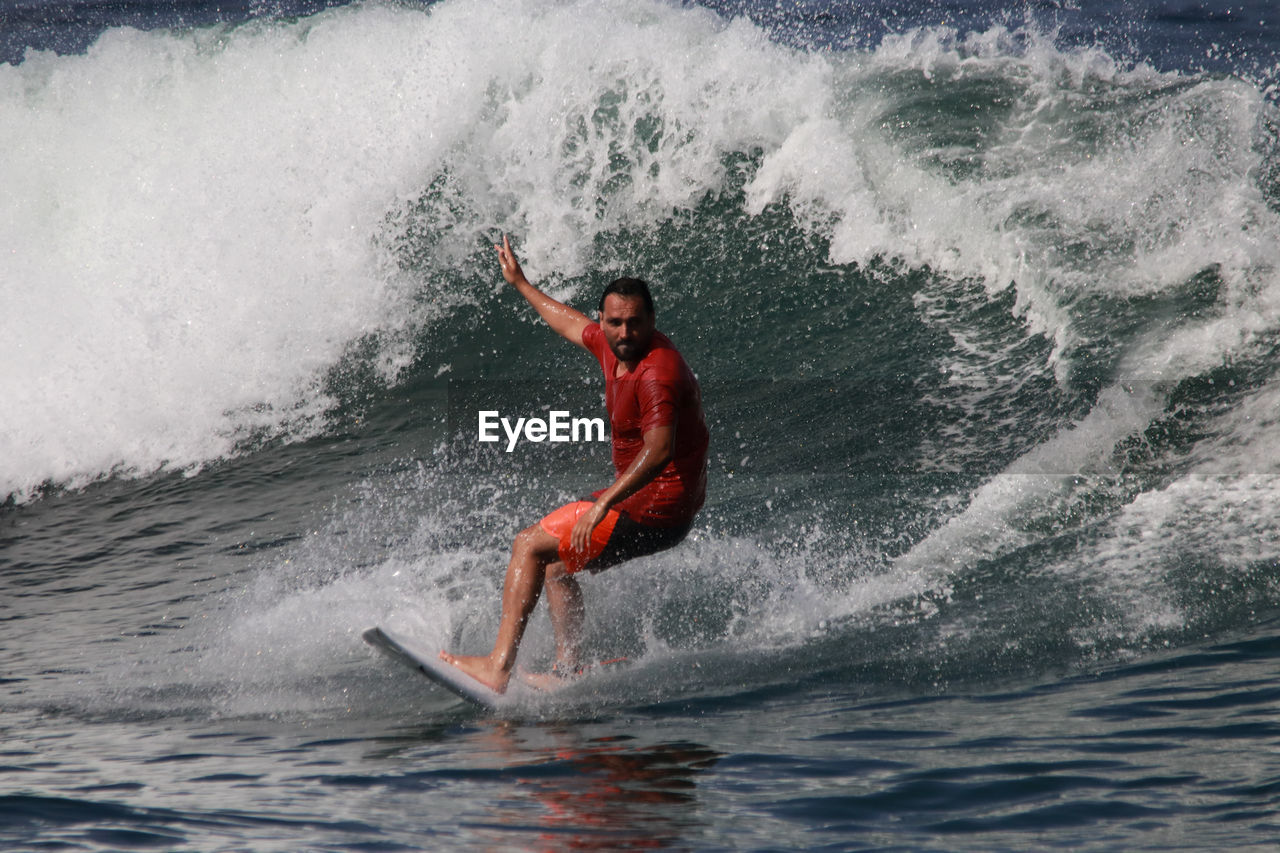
[1068,377,1280,633]
[189,520,880,713]
[768,26,1280,641]
[3,6,442,499]
[746,26,1280,375]
[0,0,828,501]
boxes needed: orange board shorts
[539,501,693,574]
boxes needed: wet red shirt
[581,323,708,527]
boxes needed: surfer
[439,235,709,692]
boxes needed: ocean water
[5,0,1280,848]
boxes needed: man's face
[600,293,655,364]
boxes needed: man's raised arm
[495,234,591,348]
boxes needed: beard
[610,338,647,362]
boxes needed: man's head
[598,277,655,365]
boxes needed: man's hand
[495,233,592,348]
[494,233,527,287]
[570,500,610,556]
[569,425,677,556]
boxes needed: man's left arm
[569,424,675,554]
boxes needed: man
[439,235,708,693]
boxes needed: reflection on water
[469,723,721,849]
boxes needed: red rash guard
[581,323,708,527]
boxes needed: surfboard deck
[362,626,506,711]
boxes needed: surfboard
[362,626,506,711]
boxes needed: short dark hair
[598,277,654,316]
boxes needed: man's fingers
[570,506,602,554]
[495,234,520,277]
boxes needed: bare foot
[516,666,575,692]
[438,651,511,693]
[515,658,588,692]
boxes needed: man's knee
[545,560,573,584]
[513,522,558,562]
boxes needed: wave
[0,0,818,500]
[5,1,1280,697]
[4,1,1278,501]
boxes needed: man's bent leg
[439,522,561,692]
[544,563,585,672]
